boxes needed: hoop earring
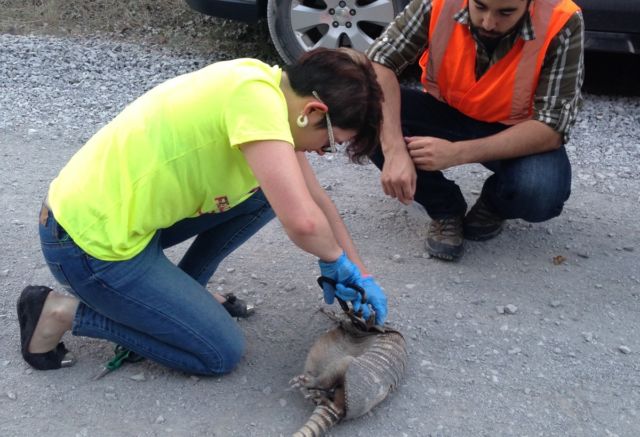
[296,114,309,128]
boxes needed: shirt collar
[453,5,536,42]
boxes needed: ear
[302,99,328,116]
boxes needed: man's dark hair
[283,48,383,163]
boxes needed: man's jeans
[39,189,274,375]
[370,88,572,221]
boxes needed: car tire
[267,0,406,64]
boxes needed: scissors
[93,344,145,380]
[316,276,376,331]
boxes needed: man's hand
[406,136,462,171]
[380,145,416,205]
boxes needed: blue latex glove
[357,276,388,325]
[318,252,388,325]
[318,252,362,305]
[336,278,388,325]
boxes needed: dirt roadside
[2,119,639,436]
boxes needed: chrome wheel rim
[289,0,395,53]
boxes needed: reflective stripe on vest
[420,0,580,125]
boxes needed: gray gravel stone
[619,345,631,354]
[504,304,518,315]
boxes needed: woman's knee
[219,336,245,374]
[201,330,246,375]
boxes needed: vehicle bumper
[185,0,262,23]
[584,31,640,55]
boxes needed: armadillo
[290,312,408,437]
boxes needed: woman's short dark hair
[283,48,383,164]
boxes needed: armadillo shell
[344,329,407,419]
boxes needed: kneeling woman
[18,48,387,375]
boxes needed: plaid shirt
[366,0,585,142]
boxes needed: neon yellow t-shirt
[48,58,293,261]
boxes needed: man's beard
[471,25,503,52]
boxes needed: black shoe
[17,285,75,370]
[426,216,464,261]
[463,197,505,241]
[222,293,254,318]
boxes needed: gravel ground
[1,33,640,436]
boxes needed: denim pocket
[56,224,71,242]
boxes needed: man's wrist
[454,140,472,165]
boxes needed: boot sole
[426,239,463,261]
[463,225,504,241]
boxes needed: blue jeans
[39,189,274,375]
[370,88,572,221]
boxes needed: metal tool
[316,276,376,331]
[93,344,145,380]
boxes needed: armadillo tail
[292,404,342,437]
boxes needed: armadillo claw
[289,374,309,388]
[303,388,330,405]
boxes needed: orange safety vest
[419,0,580,124]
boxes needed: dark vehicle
[186,0,640,63]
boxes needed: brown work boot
[425,216,464,261]
[463,197,505,241]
